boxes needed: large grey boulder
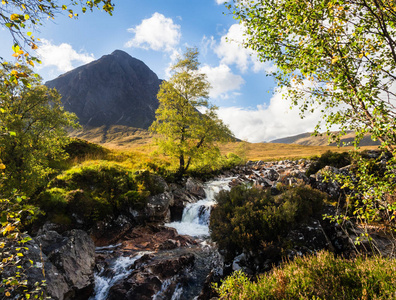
[31,227,96,299]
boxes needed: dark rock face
[46,50,162,129]
[16,226,96,300]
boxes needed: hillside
[46,50,162,129]
[270,131,381,147]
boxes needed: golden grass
[69,126,380,162]
[220,141,379,161]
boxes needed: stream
[90,177,233,300]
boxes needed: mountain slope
[270,131,381,146]
[46,50,162,129]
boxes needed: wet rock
[107,254,194,300]
[91,215,135,247]
[119,225,196,253]
[185,177,206,198]
[108,273,162,300]
[145,192,174,222]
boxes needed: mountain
[270,131,381,147]
[46,50,162,129]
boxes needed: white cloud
[200,64,245,99]
[125,12,181,52]
[217,87,325,142]
[214,23,275,73]
[215,0,227,4]
[36,39,94,72]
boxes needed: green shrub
[215,251,396,300]
[210,185,326,258]
[306,150,351,176]
[38,161,151,226]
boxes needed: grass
[220,141,378,162]
[216,250,396,300]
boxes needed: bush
[215,251,396,300]
[306,150,351,176]
[37,161,153,226]
[209,185,326,258]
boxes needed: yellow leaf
[5,291,11,297]
[68,13,73,18]
[10,13,19,20]
[331,56,338,64]
[2,0,6,4]
[359,53,364,58]
[31,43,38,50]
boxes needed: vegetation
[306,150,351,176]
[210,185,326,259]
[228,0,396,150]
[215,250,396,300]
[36,161,154,227]
[0,66,78,196]
[0,0,114,83]
[150,48,233,177]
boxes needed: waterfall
[165,177,233,237]
[90,252,145,300]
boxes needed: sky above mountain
[0,0,323,142]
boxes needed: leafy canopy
[228,0,396,150]
[0,0,115,83]
[0,65,78,196]
[150,48,233,176]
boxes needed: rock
[311,166,342,199]
[3,227,96,300]
[145,192,174,222]
[185,177,206,198]
[263,168,279,181]
[107,254,195,300]
[46,230,95,291]
[119,225,196,253]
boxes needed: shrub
[37,161,152,226]
[215,251,396,300]
[306,150,351,176]
[209,185,326,258]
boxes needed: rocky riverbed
[16,158,362,299]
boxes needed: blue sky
[0,0,322,142]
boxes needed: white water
[90,252,145,300]
[166,178,233,237]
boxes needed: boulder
[107,254,195,300]
[2,227,96,300]
[145,192,174,222]
[185,177,206,198]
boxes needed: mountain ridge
[270,131,381,147]
[46,50,162,129]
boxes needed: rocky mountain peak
[46,50,162,129]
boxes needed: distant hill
[270,131,381,147]
[46,50,162,129]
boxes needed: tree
[228,0,396,150]
[150,48,233,176]
[0,65,78,196]
[227,0,396,248]
[0,0,115,83]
